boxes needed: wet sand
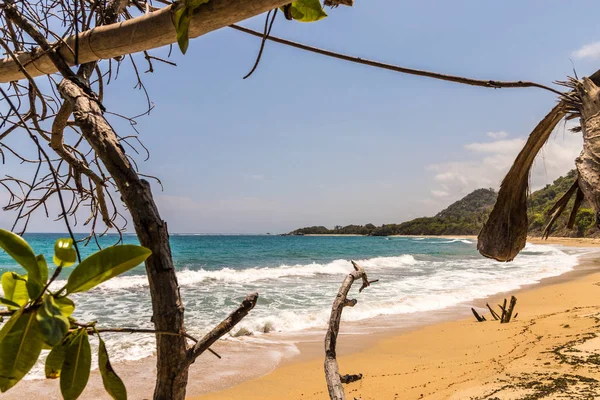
[193,241,600,400]
[5,238,600,399]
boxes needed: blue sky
[2,0,600,233]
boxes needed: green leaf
[54,239,77,268]
[55,297,76,317]
[66,245,151,294]
[60,329,91,400]
[0,229,44,298]
[37,294,70,346]
[1,272,29,309]
[35,254,49,291]
[0,297,21,309]
[0,310,43,392]
[187,0,210,7]
[173,0,210,54]
[0,307,23,342]
[289,0,327,22]
[98,336,127,400]
[175,10,192,54]
[45,335,71,379]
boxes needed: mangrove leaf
[0,310,43,392]
[0,229,44,298]
[65,245,151,294]
[98,336,127,400]
[60,329,91,400]
[53,239,77,268]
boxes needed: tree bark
[471,308,485,322]
[324,261,375,400]
[575,78,600,220]
[501,296,517,323]
[184,292,258,368]
[57,78,189,400]
[0,0,297,83]
[486,303,500,320]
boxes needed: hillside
[288,170,598,237]
[288,188,497,236]
[527,170,597,237]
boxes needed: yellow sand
[193,240,600,400]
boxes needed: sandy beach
[192,238,600,400]
[3,237,598,400]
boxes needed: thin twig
[242,9,277,79]
[0,87,82,263]
[85,326,221,358]
[230,24,563,96]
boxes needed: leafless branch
[230,24,563,95]
[324,261,376,400]
[184,292,259,368]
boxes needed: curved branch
[183,292,258,368]
[230,24,563,95]
[0,0,295,83]
[325,261,376,400]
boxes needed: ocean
[0,234,586,380]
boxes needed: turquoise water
[0,233,479,274]
[0,234,583,370]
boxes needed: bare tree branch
[184,292,258,368]
[324,261,376,400]
[230,24,563,95]
[0,0,298,82]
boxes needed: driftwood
[486,303,500,320]
[502,296,518,324]
[499,298,507,322]
[471,308,486,322]
[472,296,517,323]
[324,261,377,400]
[340,373,362,384]
[183,292,258,368]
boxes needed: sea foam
[13,239,584,378]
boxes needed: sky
[2,0,600,234]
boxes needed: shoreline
[192,242,600,400]
[4,238,599,399]
[301,233,600,247]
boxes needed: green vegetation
[527,169,596,237]
[288,188,497,236]
[288,170,598,237]
[0,229,151,399]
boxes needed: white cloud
[486,131,508,139]
[465,138,525,154]
[573,42,600,60]
[427,123,582,202]
[431,190,449,198]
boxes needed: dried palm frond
[477,103,566,261]
[541,176,579,239]
[567,187,585,229]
